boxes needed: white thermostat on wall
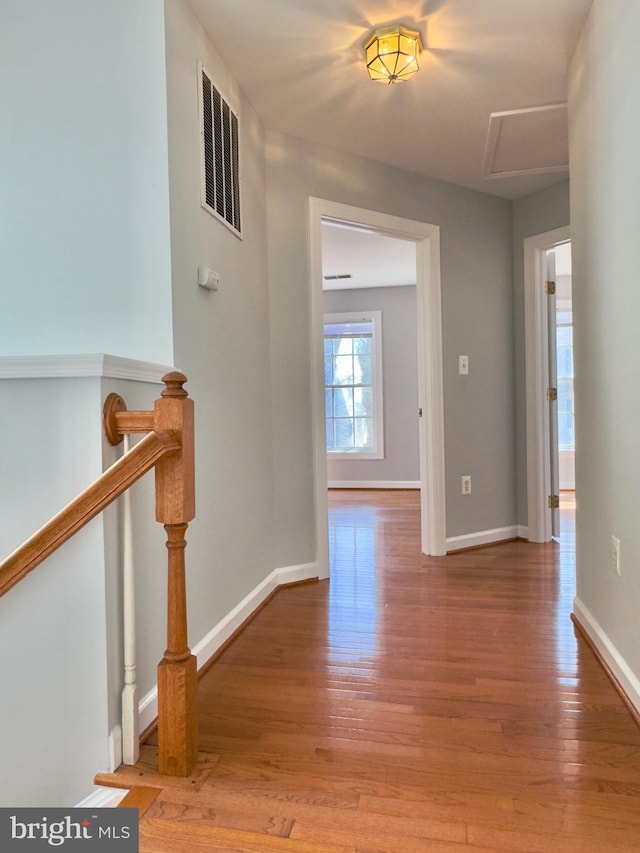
[198,266,220,291]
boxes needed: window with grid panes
[324,312,384,459]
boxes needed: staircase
[117,771,476,853]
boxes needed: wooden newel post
[155,372,197,776]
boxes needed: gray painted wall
[569,0,640,681]
[323,286,420,484]
[512,181,571,526]
[266,134,516,542]
[164,0,278,645]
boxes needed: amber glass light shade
[364,25,422,83]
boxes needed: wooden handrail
[0,371,198,778]
[0,429,180,597]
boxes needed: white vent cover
[200,64,241,236]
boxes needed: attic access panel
[483,104,569,180]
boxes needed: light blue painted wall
[569,0,640,682]
[0,0,174,363]
[0,377,109,806]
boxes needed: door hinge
[418,407,423,417]
[547,387,557,401]
[545,280,556,295]
[548,494,560,509]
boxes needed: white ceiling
[321,221,416,290]
[186,0,592,201]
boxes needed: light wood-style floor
[115,489,640,851]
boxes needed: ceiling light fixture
[363,25,422,84]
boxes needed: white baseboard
[328,481,420,489]
[76,786,128,808]
[108,725,122,773]
[138,561,319,735]
[517,525,529,540]
[191,562,318,670]
[573,597,640,717]
[446,525,519,552]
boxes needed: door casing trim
[524,225,570,542]
[308,197,447,576]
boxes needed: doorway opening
[321,221,418,487]
[552,242,575,495]
[524,225,575,545]
[547,241,574,543]
[309,198,446,578]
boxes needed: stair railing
[0,371,198,777]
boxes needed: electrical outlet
[461,475,471,495]
[612,535,621,576]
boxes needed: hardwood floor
[119,489,640,851]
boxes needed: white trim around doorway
[524,225,570,542]
[309,198,447,576]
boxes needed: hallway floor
[117,489,640,851]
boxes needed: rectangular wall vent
[200,64,241,237]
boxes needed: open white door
[524,226,571,543]
[546,250,560,540]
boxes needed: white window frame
[324,310,384,460]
